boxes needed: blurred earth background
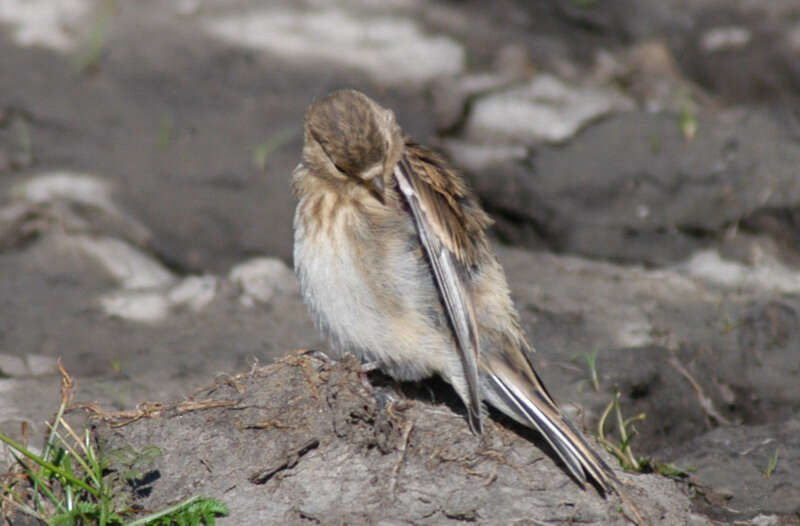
[1,0,799,524]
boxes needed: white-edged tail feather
[487,373,616,492]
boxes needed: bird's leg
[357,360,383,392]
[355,360,403,412]
[359,360,382,373]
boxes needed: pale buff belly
[293,209,458,383]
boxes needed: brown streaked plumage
[292,89,618,493]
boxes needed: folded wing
[393,153,484,434]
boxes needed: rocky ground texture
[1,0,799,524]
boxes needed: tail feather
[486,372,616,492]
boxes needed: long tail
[485,362,617,493]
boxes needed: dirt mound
[90,352,703,525]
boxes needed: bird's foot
[301,348,336,364]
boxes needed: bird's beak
[370,173,386,204]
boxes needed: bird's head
[303,89,404,201]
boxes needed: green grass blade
[0,432,101,498]
[9,449,67,515]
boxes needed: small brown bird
[292,89,617,492]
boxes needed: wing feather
[401,142,492,267]
[393,155,483,434]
